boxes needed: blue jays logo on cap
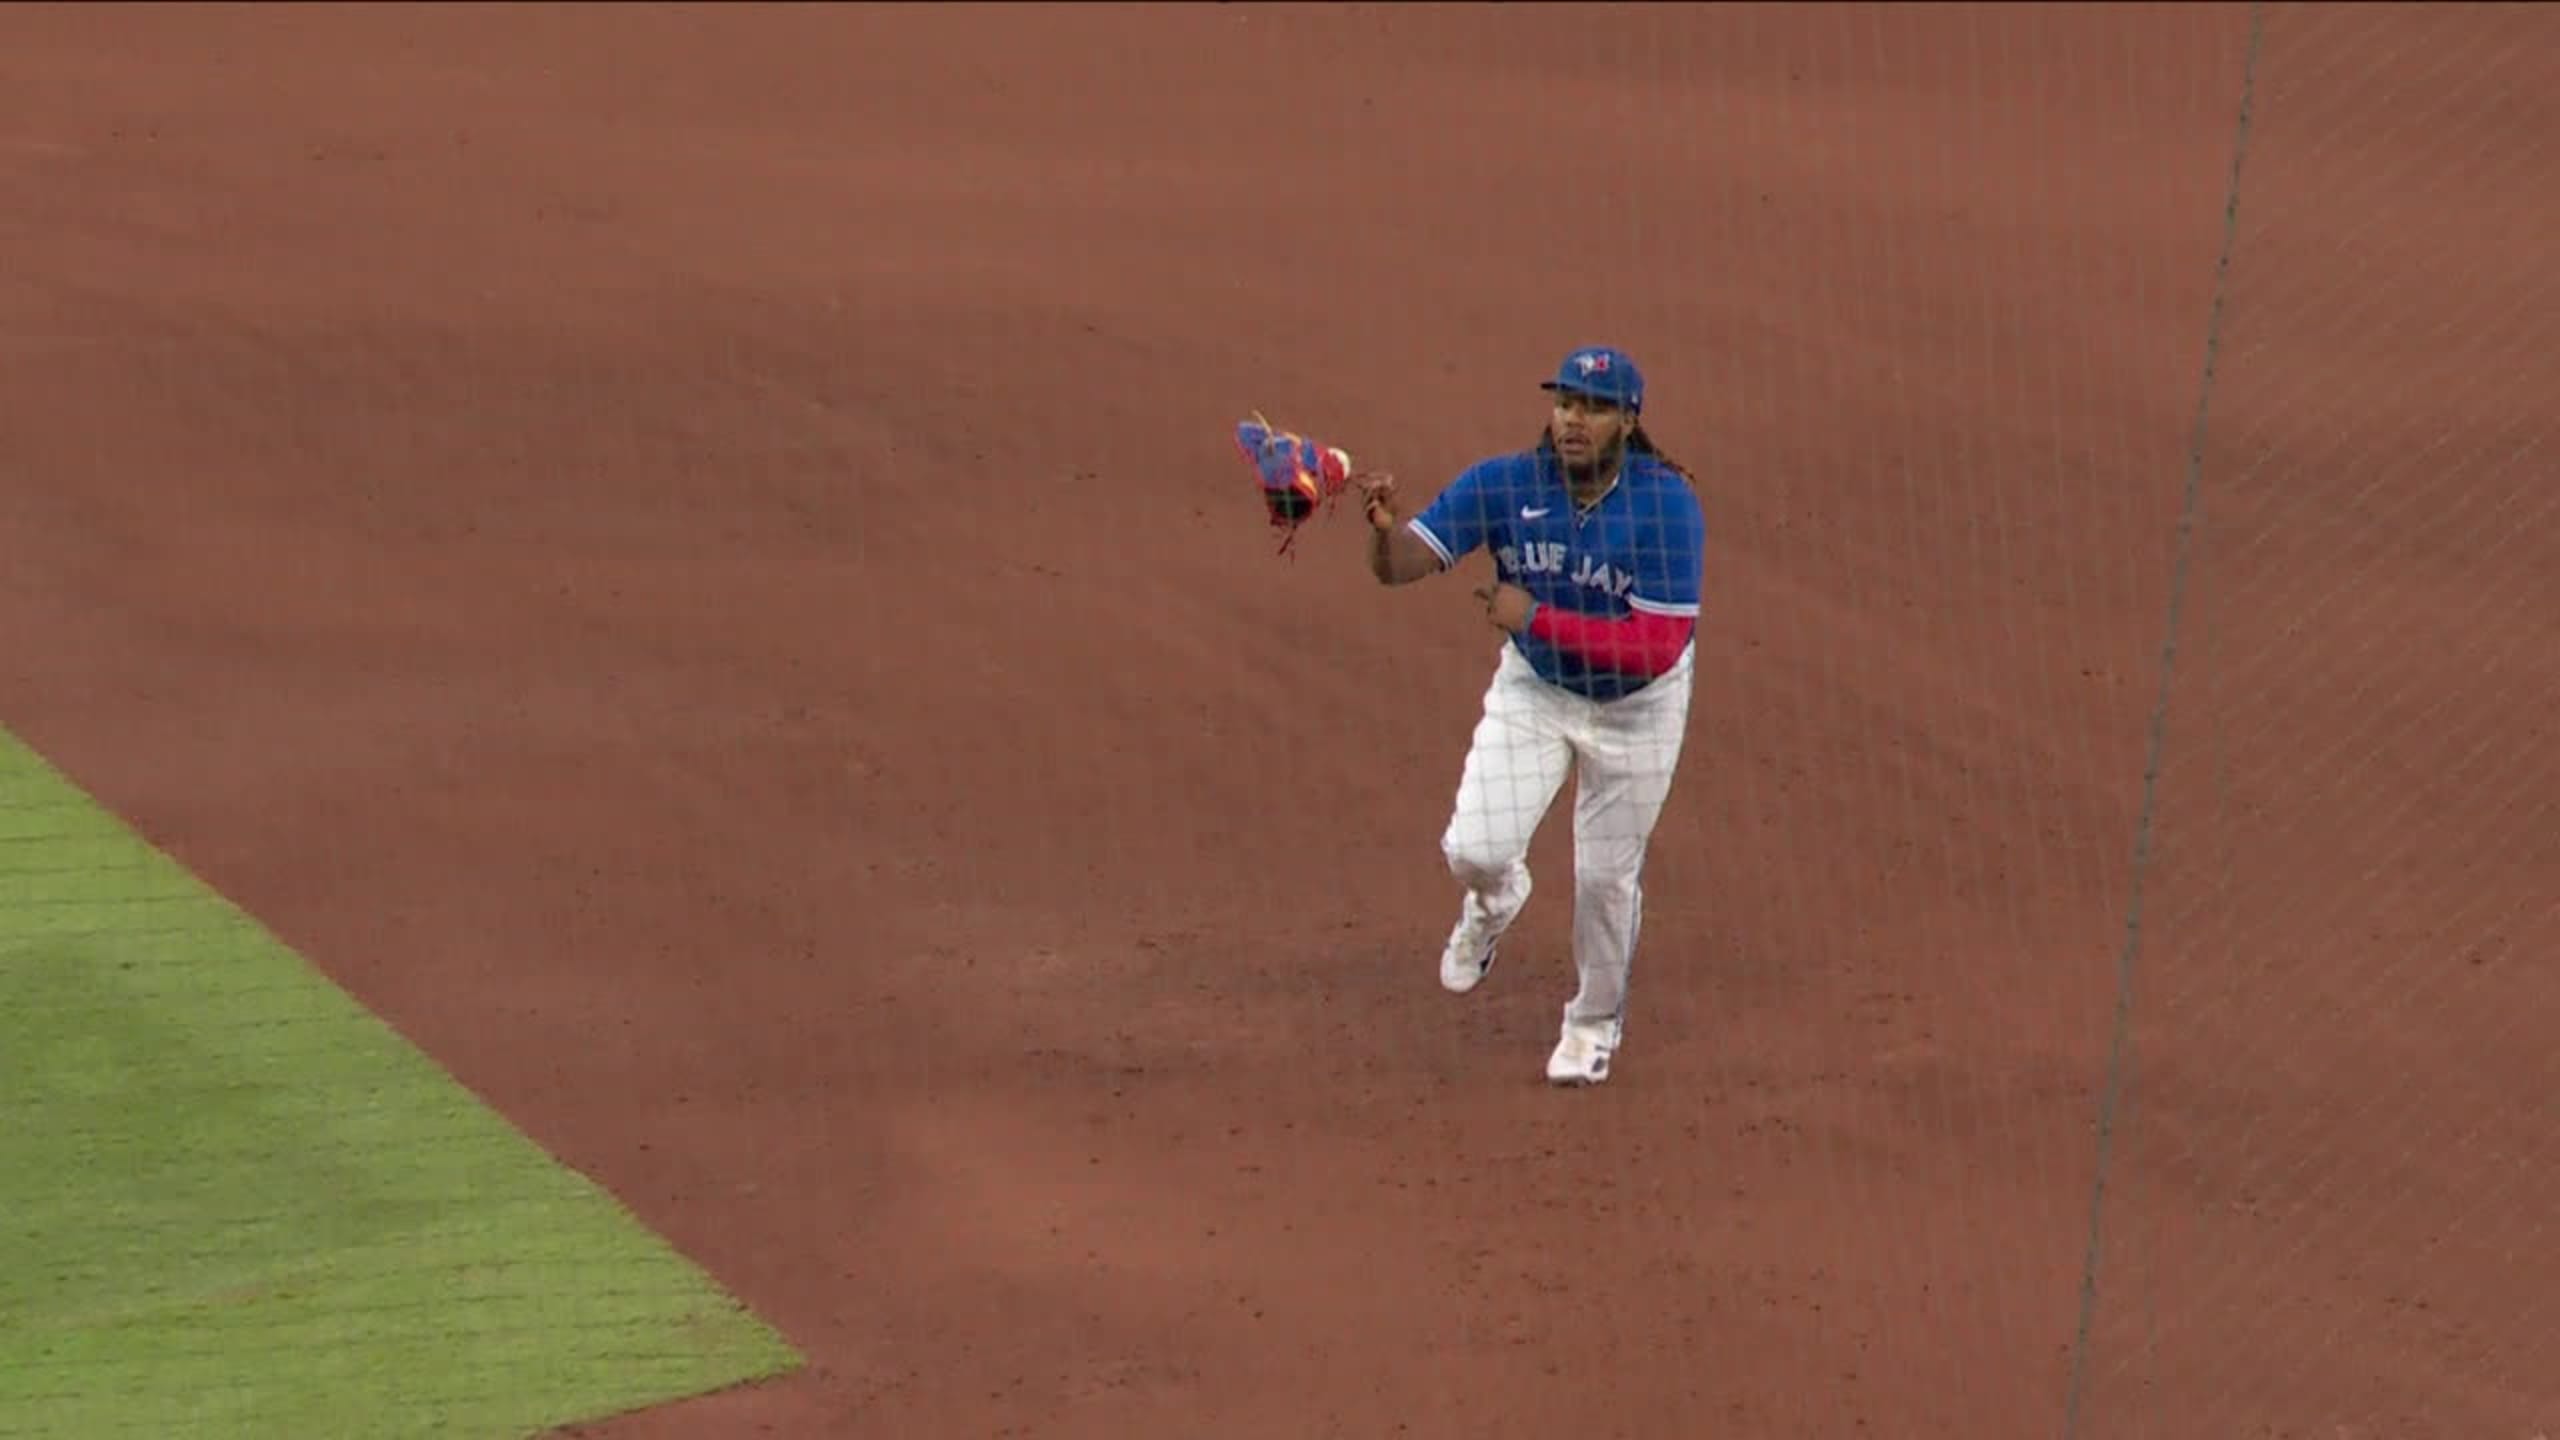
[1541,345,1645,411]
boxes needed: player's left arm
[1520,481,1704,675]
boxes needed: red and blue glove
[1234,411,1352,555]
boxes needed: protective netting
[3,4,2555,1438]
[2066,4,2560,1435]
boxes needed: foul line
[2060,3,2267,1435]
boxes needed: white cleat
[1545,1017,1621,1087]
[1438,905,1504,994]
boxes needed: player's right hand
[1354,471,1400,531]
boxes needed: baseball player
[1354,345,1705,1086]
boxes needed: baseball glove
[1234,411,1353,556]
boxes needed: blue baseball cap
[1540,345,1644,412]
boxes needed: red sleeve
[1526,605,1695,677]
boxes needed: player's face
[1550,391,1631,468]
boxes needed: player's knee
[1442,832,1521,892]
[1574,852,1642,903]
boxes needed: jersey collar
[1534,444,1629,520]
[1552,458,1623,520]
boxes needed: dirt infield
[5,3,2554,1437]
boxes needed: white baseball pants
[1441,640,1695,1032]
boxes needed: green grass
[0,732,800,1439]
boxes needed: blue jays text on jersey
[1406,446,1707,702]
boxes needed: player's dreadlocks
[1625,422,1695,483]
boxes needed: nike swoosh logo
[1521,506,1550,519]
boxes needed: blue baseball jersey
[1407,446,1706,701]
